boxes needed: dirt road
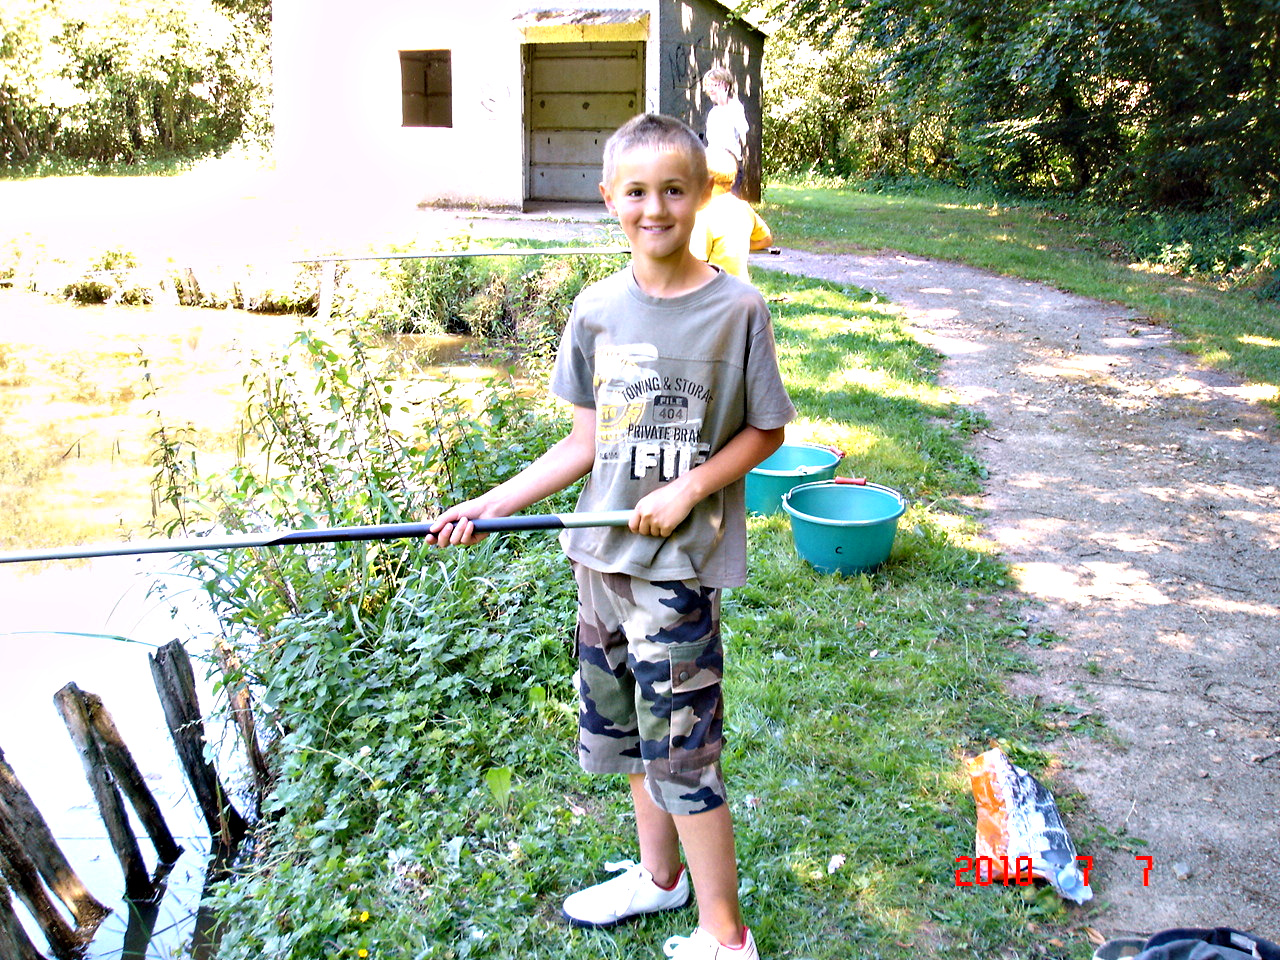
[757,250,1280,941]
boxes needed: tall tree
[0,0,270,165]
[770,0,1280,208]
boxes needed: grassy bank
[185,273,1093,960]
[762,181,1280,410]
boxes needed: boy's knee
[642,759,727,816]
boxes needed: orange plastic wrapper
[967,747,1092,902]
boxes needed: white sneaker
[663,927,759,959]
[561,859,690,928]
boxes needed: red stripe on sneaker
[654,864,685,892]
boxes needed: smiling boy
[429,113,794,959]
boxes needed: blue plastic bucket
[781,479,906,575]
[746,442,843,515]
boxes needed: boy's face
[599,145,711,267]
[705,80,729,105]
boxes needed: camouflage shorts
[572,563,727,816]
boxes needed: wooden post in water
[0,879,48,960]
[80,692,184,864]
[53,685,153,901]
[0,818,87,958]
[149,641,248,848]
[316,259,337,321]
[213,638,270,811]
[0,747,109,932]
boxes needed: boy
[689,148,773,280]
[428,113,794,960]
[702,67,749,196]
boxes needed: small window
[400,50,452,127]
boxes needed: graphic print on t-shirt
[594,343,713,482]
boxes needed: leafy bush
[155,321,586,958]
[61,248,152,304]
[377,248,629,365]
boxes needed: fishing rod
[0,511,634,565]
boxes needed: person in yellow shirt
[689,148,773,280]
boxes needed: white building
[272,0,766,209]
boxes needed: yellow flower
[359,911,370,923]
[357,950,368,958]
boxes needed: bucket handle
[794,444,846,475]
[833,476,867,486]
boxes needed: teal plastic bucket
[746,442,843,515]
[782,479,906,575]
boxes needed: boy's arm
[749,209,773,250]
[631,424,786,538]
[428,404,596,547]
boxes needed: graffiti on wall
[479,82,512,114]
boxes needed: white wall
[274,0,531,208]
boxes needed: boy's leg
[626,578,750,950]
[671,800,744,947]
[563,566,691,928]
[630,772,682,888]
[630,773,745,947]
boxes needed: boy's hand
[631,480,699,539]
[427,497,503,548]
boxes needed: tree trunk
[0,90,32,161]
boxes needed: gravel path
[756,250,1280,941]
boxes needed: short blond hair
[601,113,708,191]
[705,147,738,188]
[703,66,734,94]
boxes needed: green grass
[198,275,1097,960]
[0,153,204,180]
[762,181,1280,411]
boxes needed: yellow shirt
[689,193,772,280]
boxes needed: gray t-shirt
[550,266,795,587]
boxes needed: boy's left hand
[631,481,698,538]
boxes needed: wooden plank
[0,880,47,960]
[530,130,607,165]
[82,693,183,864]
[530,92,638,130]
[529,164,607,202]
[0,832,82,959]
[53,685,153,902]
[149,642,248,849]
[529,41,639,58]
[0,747,109,930]
[531,56,639,93]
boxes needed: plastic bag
[967,746,1092,903]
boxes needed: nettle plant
[151,322,591,956]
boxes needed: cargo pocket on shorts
[667,633,724,772]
